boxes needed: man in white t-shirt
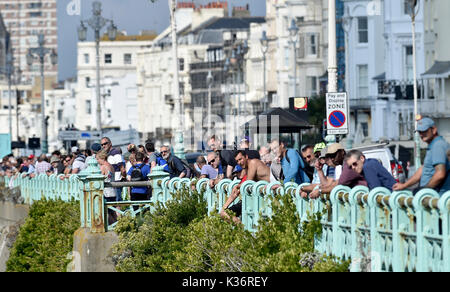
[71,146,87,174]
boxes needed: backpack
[168,156,196,179]
[283,149,310,183]
[130,164,147,182]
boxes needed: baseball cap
[326,143,344,155]
[417,117,435,132]
[91,143,102,152]
[71,146,79,153]
[28,154,35,160]
[314,142,326,154]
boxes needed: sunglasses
[208,159,216,165]
[161,150,169,154]
[101,142,109,146]
[64,160,71,163]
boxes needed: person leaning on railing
[220,150,270,224]
[393,117,450,196]
[300,143,346,199]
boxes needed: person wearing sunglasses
[101,137,126,201]
[393,118,449,195]
[159,146,187,179]
[200,152,224,188]
[344,150,396,191]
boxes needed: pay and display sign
[326,92,349,135]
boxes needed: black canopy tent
[242,107,312,149]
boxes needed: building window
[357,17,368,44]
[308,34,317,56]
[124,53,132,65]
[86,100,91,114]
[104,54,112,64]
[84,53,89,64]
[405,46,413,81]
[85,77,90,87]
[307,76,318,96]
[179,58,184,71]
[357,65,369,98]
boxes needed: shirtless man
[220,150,270,224]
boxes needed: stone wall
[0,186,29,272]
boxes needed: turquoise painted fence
[1,157,449,272]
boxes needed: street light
[288,19,299,97]
[206,70,213,132]
[406,0,421,168]
[78,1,117,132]
[260,30,269,112]
[27,34,58,154]
[0,51,15,140]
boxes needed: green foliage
[6,199,80,272]
[112,188,207,272]
[112,189,350,272]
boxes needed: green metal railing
[1,157,449,272]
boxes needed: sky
[57,0,267,81]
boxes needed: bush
[6,199,80,272]
[112,189,350,272]
[112,188,207,272]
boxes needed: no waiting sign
[326,92,349,135]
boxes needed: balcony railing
[377,79,422,100]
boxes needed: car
[351,143,406,183]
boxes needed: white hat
[71,146,79,153]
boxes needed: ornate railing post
[439,191,450,272]
[413,189,442,272]
[149,166,170,211]
[82,157,106,233]
[368,187,393,272]
[330,186,352,260]
[348,186,370,272]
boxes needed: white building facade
[343,0,426,147]
[75,39,153,132]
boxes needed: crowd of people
[1,117,449,224]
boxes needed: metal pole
[8,70,12,140]
[41,55,47,154]
[328,0,338,93]
[169,0,184,158]
[208,71,212,132]
[95,32,102,132]
[263,51,266,112]
[293,40,297,97]
[412,15,421,167]
[327,0,338,144]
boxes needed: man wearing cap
[306,143,346,199]
[393,118,450,195]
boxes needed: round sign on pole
[328,110,346,128]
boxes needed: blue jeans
[115,188,122,202]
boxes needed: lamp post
[260,30,269,112]
[167,0,185,158]
[326,0,338,144]
[206,70,213,133]
[0,51,14,140]
[406,0,421,168]
[230,42,248,139]
[27,34,58,154]
[78,1,117,132]
[289,19,299,98]
[342,7,354,149]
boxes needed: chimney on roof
[232,5,250,18]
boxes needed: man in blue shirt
[345,150,396,191]
[279,140,310,184]
[127,152,151,201]
[393,117,450,196]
